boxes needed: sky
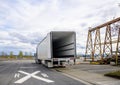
[0,0,120,55]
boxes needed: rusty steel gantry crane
[85,17,120,65]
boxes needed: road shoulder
[54,66,120,85]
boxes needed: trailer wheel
[38,59,41,64]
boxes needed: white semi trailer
[35,31,76,67]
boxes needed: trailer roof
[51,31,75,41]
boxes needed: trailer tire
[38,59,41,64]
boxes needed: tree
[29,52,32,57]
[18,51,23,59]
[25,52,28,56]
[1,51,5,57]
[27,52,33,59]
[9,51,14,58]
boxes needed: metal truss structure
[85,17,120,65]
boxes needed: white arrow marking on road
[41,73,48,77]
[14,73,20,78]
[14,70,54,84]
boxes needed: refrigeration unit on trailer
[36,31,76,67]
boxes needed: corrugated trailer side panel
[37,33,52,60]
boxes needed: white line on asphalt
[62,73,93,85]
[14,70,54,84]
[15,75,31,83]
[32,75,54,83]
[18,70,31,75]
[14,73,20,78]
[41,73,48,77]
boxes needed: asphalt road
[0,60,85,85]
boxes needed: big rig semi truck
[35,31,76,67]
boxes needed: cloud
[9,31,43,44]
[0,0,120,54]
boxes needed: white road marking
[32,75,53,83]
[41,73,48,77]
[14,73,20,78]
[15,75,31,83]
[14,70,54,84]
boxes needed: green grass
[104,70,120,79]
